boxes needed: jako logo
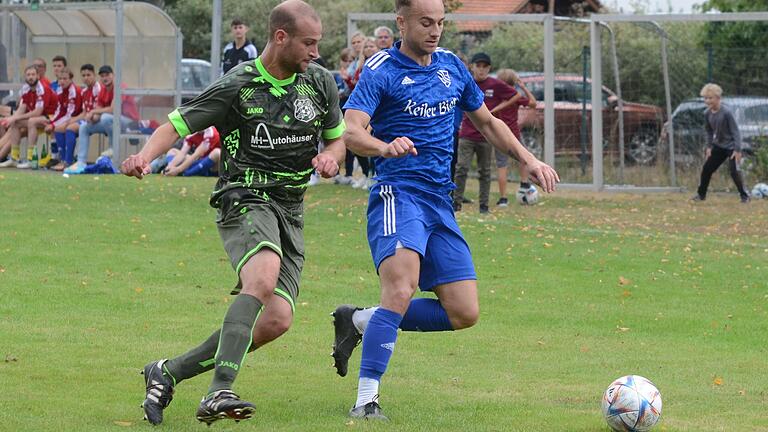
[246,107,264,115]
[218,361,239,370]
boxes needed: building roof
[453,0,602,32]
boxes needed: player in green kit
[121,0,346,425]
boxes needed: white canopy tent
[0,0,182,162]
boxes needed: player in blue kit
[330,0,560,421]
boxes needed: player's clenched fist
[381,137,418,158]
[121,154,150,179]
[312,152,340,178]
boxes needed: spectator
[346,32,366,79]
[51,64,101,171]
[374,26,394,50]
[50,55,67,92]
[45,67,82,170]
[692,83,750,203]
[65,65,139,174]
[222,18,258,75]
[163,126,221,177]
[0,65,56,168]
[334,47,370,186]
[31,58,51,89]
[490,68,537,207]
[454,53,515,213]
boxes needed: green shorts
[215,189,304,313]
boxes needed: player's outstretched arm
[343,109,417,158]
[466,104,559,193]
[121,122,180,180]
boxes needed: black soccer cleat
[140,359,175,425]
[348,401,389,421]
[331,304,363,377]
[195,390,256,426]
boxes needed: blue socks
[183,156,214,176]
[64,130,77,164]
[399,298,454,332]
[359,308,402,381]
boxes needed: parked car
[658,96,768,165]
[181,58,213,103]
[515,73,665,165]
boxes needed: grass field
[1,170,767,431]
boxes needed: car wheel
[521,128,544,160]
[628,127,658,165]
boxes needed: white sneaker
[308,173,319,186]
[352,176,368,189]
[16,161,31,169]
[0,159,17,168]
[334,175,353,185]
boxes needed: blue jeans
[76,114,132,164]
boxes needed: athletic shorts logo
[379,185,396,236]
[437,69,451,87]
[293,98,317,123]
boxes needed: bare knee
[447,304,479,330]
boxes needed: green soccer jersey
[168,58,345,207]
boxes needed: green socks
[208,294,263,395]
[164,330,221,384]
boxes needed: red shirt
[52,83,83,126]
[459,77,517,142]
[97,83,140,121]
[20,81,57,116]
[184,126,220,158]
[81,82,102,114]
[495,87,530,139]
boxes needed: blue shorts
[367,182,476,291]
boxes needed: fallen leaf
[616,326,630,332]
[619,276,631,286]
[113,421,133,427]
[135,287,144,294]
[713,377,723,386]
[5,354,18,362]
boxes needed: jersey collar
[389,40,438,69]
[254,57,296,88]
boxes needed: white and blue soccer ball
[751,182,768,199]
[602,375,662,432]
[516,185,539,205]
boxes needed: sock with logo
[64,130,77,165]
[357,308,402,406]
[207,294,263,395]
[163,330,221,385]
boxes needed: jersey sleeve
[168,72,240,137]
[320,71,345,140]
[457,63,484,113]
[343,66,385,118]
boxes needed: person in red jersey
[163,126,221,176]
[0,65,56,168]
[45,67,82,170]
[65,64,139,174]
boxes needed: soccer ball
[516,185,539,205]
[751,182,768,199]
[602,375,662,432]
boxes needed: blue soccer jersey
[344,41,484,191]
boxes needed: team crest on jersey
[293,98,316,123]
[437,70,451,87]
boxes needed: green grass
[1,170,767,431]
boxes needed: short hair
[374,26,393,37]
[268,0,320,40]
[396,0,412,12]
[33,57,46,68]
[59,66,74,79]
[80,63,95,73]
[496,69,520,86]
[700,83,722,98]
[231,17,246,27]
[340,47,355,63]
[24,64,38,73]
[52,55,67,66]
